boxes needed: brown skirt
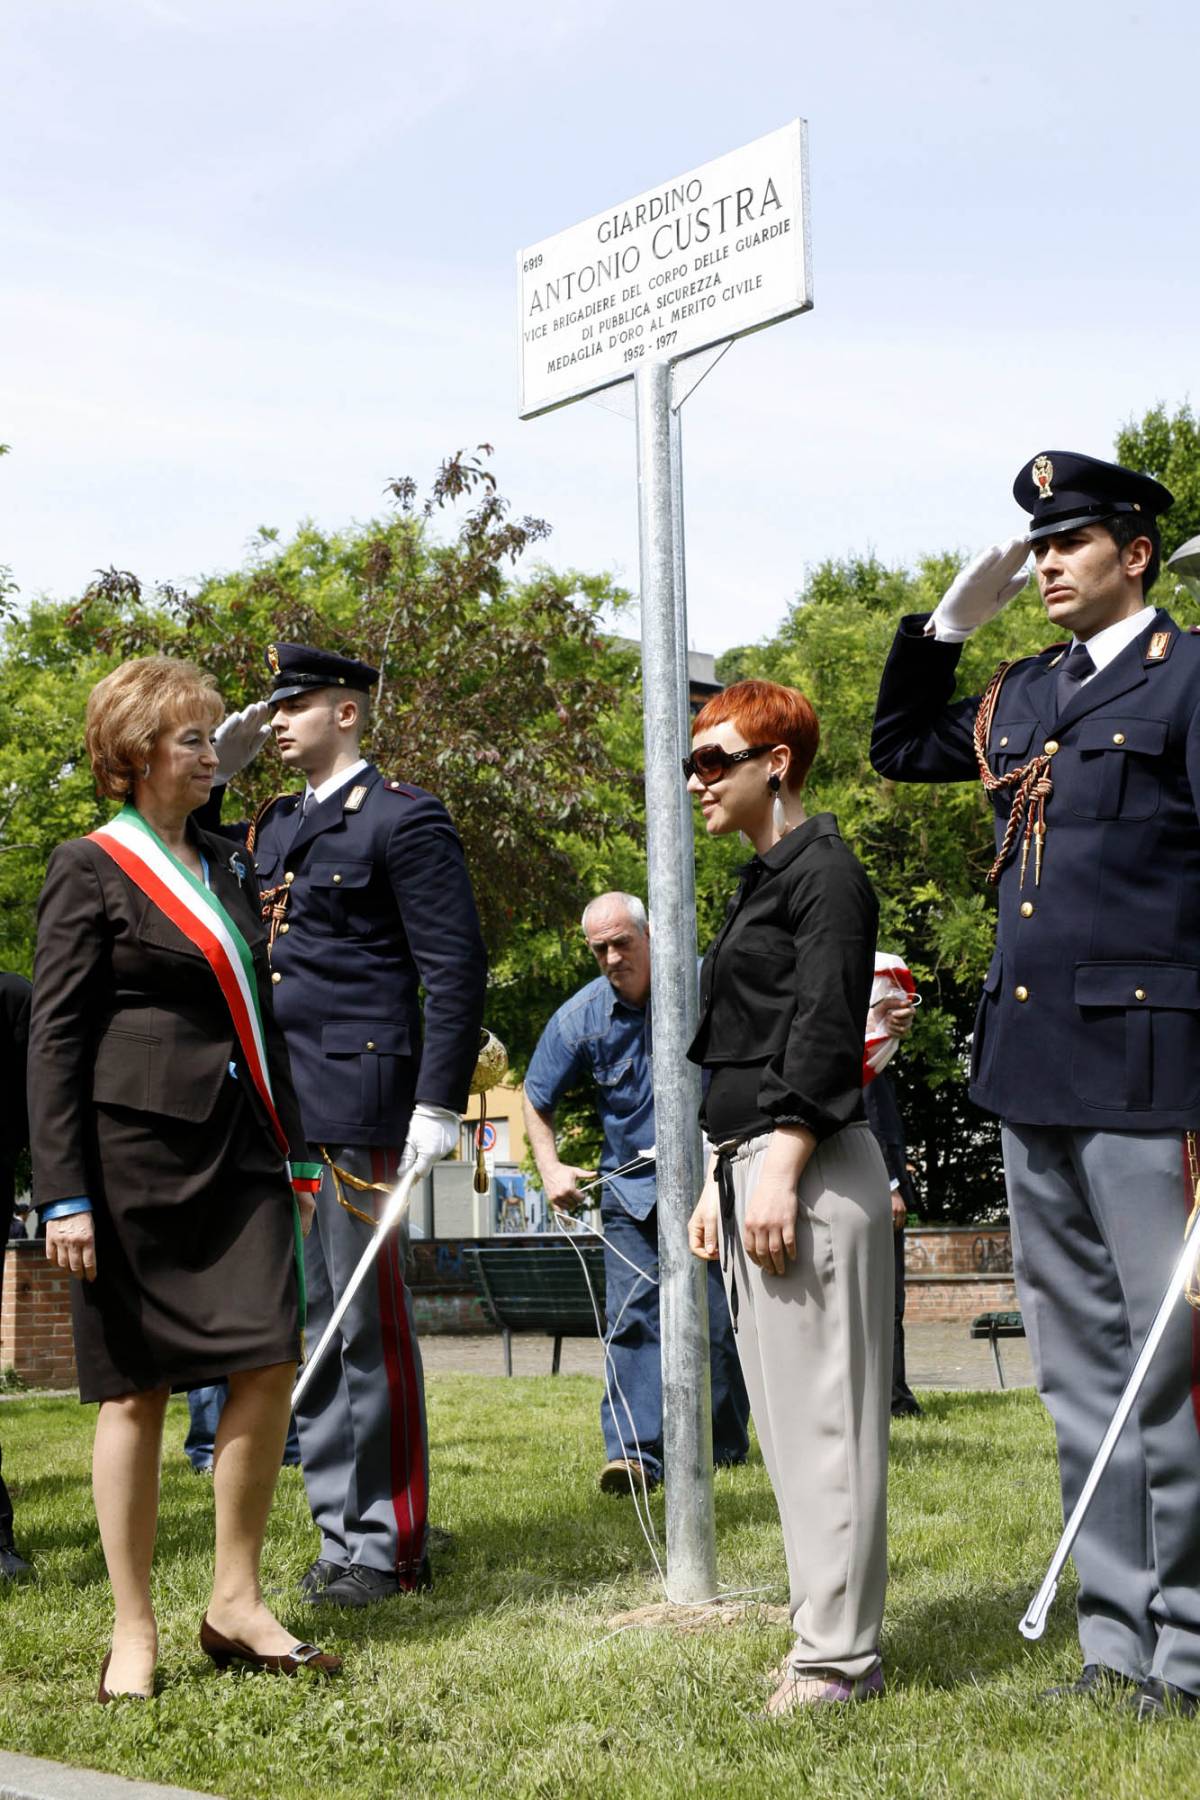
[72,1078,300,1403]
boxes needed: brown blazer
[29,823,308,1208]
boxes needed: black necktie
[1055,641,1095,716]
[290,791,313,845]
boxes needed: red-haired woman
[685,679,893,1714]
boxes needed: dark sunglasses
[681,742,774,785]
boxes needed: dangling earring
[769,773,789,837]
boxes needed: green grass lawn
[0,1376,1193,1798]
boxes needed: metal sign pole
[635,358,717,1603]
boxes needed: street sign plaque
[517,119,811,418]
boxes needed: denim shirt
[524,975,656,1219]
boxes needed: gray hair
[581,891,649,936]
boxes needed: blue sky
[4,0,1198,651]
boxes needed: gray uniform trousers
[1002,1124,1200,1690]
[717,1123,893,1677]
[294,1145,430,1583]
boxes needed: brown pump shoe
[199,1616,342,1676]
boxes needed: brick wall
[903,1226,1017,1321]
[1,1240,78,1389]
[905,1274,1019,1321]
[1,1227,1019,1387]
[906,1226,1012,1276]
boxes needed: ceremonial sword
[291,1029,510,1412]
[1019,1201,1200,1640]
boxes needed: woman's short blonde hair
[86,656,224,801]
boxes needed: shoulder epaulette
[382,779,422,798]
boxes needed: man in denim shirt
[523,892,749,1493]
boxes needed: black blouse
[687,814,878,1143]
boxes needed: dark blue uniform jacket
[233,764,486,1147]
[871,608,1200,1131]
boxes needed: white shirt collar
[1076,604,1157,681]
[305,758,368,808]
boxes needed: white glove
[213,702,272,780]
[403,1102,461,1176]
[925,538,1030,643]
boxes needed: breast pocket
[1071,961,1200,1111]
[1068,718,1167,821]
[593,1059,642,1120]
[308,860,375,932]
[728,937,795,1049]
[988,720,1038,775]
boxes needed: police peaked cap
[264,642,380,704]
[1013,450,1173,543]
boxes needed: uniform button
[279,922,289,934]
[1019,902,1034,918]
[332,872,342,884]
[1135,988,1146,1001]
[999,735,1009,747]
[366,1040,376,1050]
[1043,739,1059,756]
[271,971,282,984]
[284,871,295,884]
[1014,986,1029,1002]
[1112,732,1126,745]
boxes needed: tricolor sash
[92,805,290,1153]
[90,805,319,1317]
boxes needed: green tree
[1116,400,1200,562]
[0,453,635,1017]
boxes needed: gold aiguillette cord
[1184,1133,1200,1312]
[318,1146,392,1228]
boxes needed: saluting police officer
[214,643,487,1606]
[872,453,1200,1721]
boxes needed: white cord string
[549,1187,774,1623]
[551,1204,662,1286]
[571,1151,656,1199]
[551,1203,668,1590]
[550,1201,664,1544]
[557,1217,665,1577]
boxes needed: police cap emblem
[1032,455,1054,500]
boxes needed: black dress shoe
[0,1544,34,1582]
[1039,1663,1139,1702]
[891,1397,924,1418]
[1126,1676,1200,1721]
[298,1556,348,1598]
[310,1559,431,1608]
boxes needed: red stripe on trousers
[1179,1138,1200,1435]
[372,1148,428,1580]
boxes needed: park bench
[461,1239,607,1375]
[970,1310,1026,1389]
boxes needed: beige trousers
[717,1122,892,1676]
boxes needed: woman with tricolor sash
[28,656,341,1700]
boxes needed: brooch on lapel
[228,852,248,888]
